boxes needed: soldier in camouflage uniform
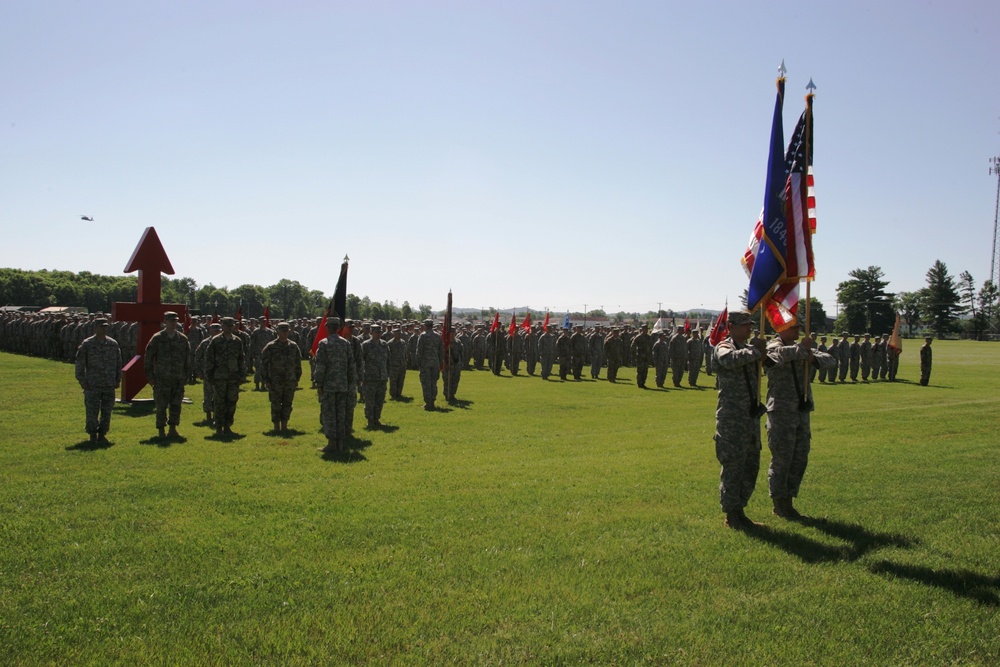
[668,329,688,388]
[603,328,625,382]
[444,327,464,401]
[556,328,573,380]
[571,325,588,380]
[314,317,357,452]
[713,311,765,529]
[589,325,605,379]
[764,323,836,520]
[415,319,444,410]
[538,327,556,380]
[144,311,192,438]
[387,327,408,399]
[631,324,652,388]
[74,318,122,443]
[204,317,247,435]
[360,324,389,427]
[195,323,221,424]
[848,334,861,382]
[836,332,850,383]
[860,333,873,381]
[652,330,670,388]
[687,329,704,387]
[260,322,302,433]
[871,334,884,380]
[250,318,276,391]
[919,336,932,386]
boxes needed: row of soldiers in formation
[814,332,901,382]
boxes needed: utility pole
[990,156,1000,288]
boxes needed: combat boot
[273,421,281,433]
[97,433,110,444]
[90,433,98,443]
[168,426,179,438]
[280,421,287,432]
[772,497,802,520]
[205,411,213,425]
[738,509,761,527]
[724,511,746,530]
[158,426,166,439]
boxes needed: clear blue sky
[3,1,998,315]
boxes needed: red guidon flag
[708,307,729,346]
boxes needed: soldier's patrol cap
[864,333,871,338]
[371,324,382,332]
[209,323,222,331]
[328,316,341,328]
[841,331,850,337]
[641,323,648,329]
[276,322,290,331]
[220,317,236,325]
[728,311,754,326]
[423,319,434,326]
[392,327,401,333]
[94,318,109,326]
[163,311,179,321]
[344,319,355,326]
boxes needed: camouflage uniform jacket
[144,330,192,382]
[387,338,408,368]
[75,335,123,388]
[631,333,652,363]
[361,338,389,383]
[204,334,247,382]
[764,340,835,412]
[713,337,761,422]
[314,335,356,392]
[260,338,302,385]
[415,331,444,369]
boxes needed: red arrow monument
[112,227,189,401]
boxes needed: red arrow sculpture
[111,227,188,401]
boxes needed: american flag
[783,98,816,281]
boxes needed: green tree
[921,260,963,338]
[417,304,433,320]
[958,271,980,340]
[894,291,922,336]
[401,301,413,320]
[797,297,828,333]
[835,266,894,335]
[978,281,1000,334]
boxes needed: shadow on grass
[66,438,114,451]
[445,398,474,410]
[868,560,1000,607]
[319,434,373,463]
[390,395,415,403]
[204,431,247,442]
[138,434,189,448]
[116,402,155,418]
[746,516,916,563]
[263,428,309,438]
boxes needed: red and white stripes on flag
[783,99,816,281]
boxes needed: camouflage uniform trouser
[654,362,668,388]
[590,351,603,379]
[540,354,554,379]
[419,366,440,405]
[671,363,685,387]
[766,410,811,499]
[388,364,406,399]
[715,419,761,512]
[445,367,461,400]
[687,364,700,387]
[636,362,649,387]
[83,388,115,435]
[838,359,849,382]
[211,381,240,428]
[267,383,296,423]
[153,379,185,428]
[202,379,215,414]
[347,383,358,431]
[363,380,386,422]
[320,389,349,448]
[606,359,620,382]
[849,358,860,381]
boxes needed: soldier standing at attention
[816,336,830,383]
[195,322,221,424]
[860,333,873,381]
[204,317,246,436]
[848,334,861,382]
[444,327,464,402]
[250,317,276,391]
[668,328,688,388]
[836,332,850,383]
[687,328,705,387]
[603,328,625,383]
[415,319,444,410]
[764,322,836,520]
[314,317,357,452]
[260,322,302,433]
[556,327,573,381]
[589,325,605,379]
[74,317,122,443]
[713,311,766,530]
[652,330,670,388]
[387,327,408,399]
[571,325,588,380]
[538,326,556,380]
[360,324,389,428]
[919,336,933,386]
[631,323,652,389]
[342,320,364,432]
[144,311,192,439]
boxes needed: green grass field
[1,342,998,665]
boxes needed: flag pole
[802,85,815,392]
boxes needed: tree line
[0,268,433,322]
[833,260,997,339]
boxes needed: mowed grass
[1,342,998,665]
